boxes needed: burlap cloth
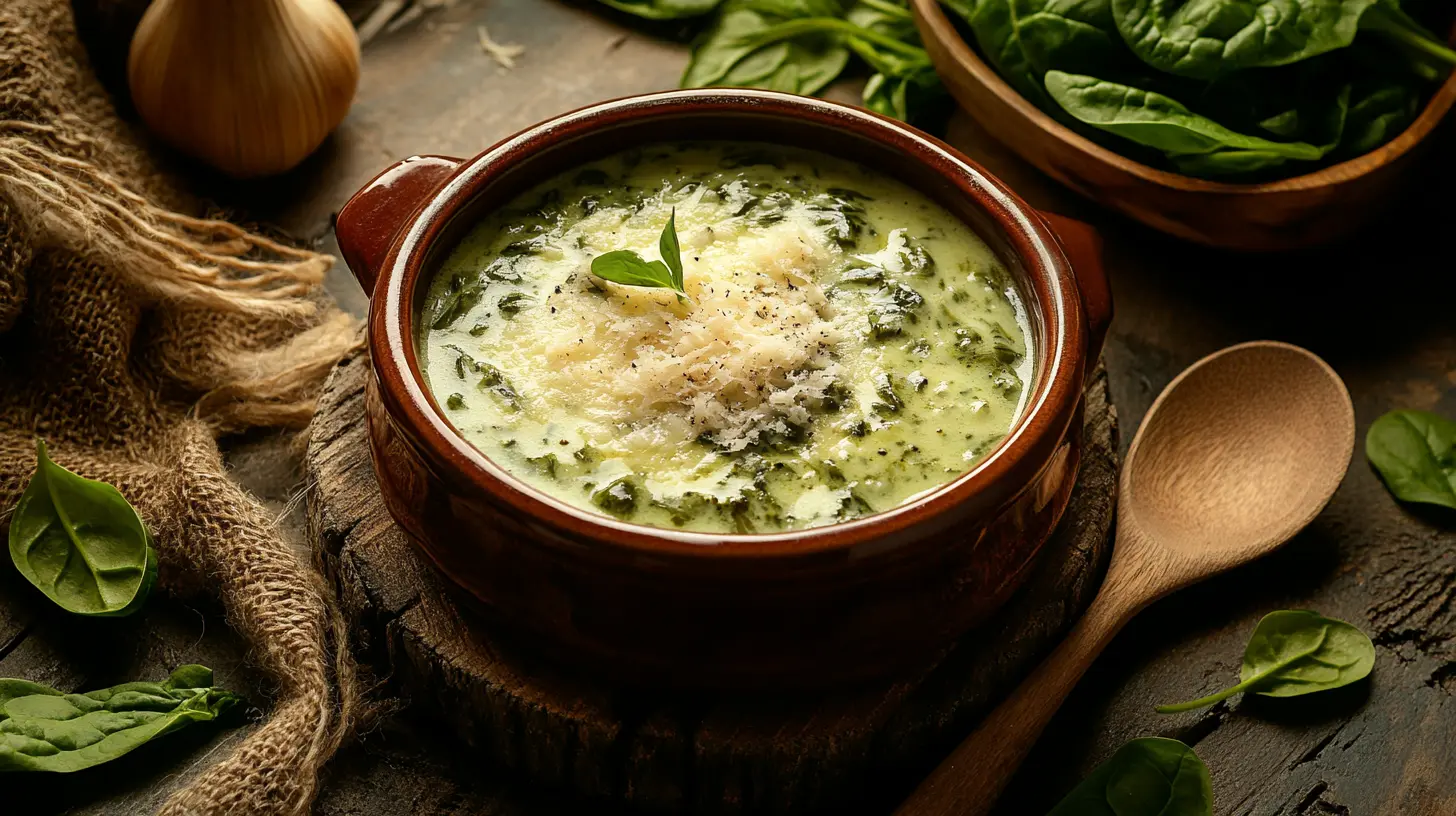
[0,0,359,812]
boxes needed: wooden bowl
[334,90,1112,690]
[910,0,1456,251]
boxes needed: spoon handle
[893,587,1138,816]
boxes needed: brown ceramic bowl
[335,89,1112,690]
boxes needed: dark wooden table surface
[8,1,1455,814]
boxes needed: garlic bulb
[128,0,361,178]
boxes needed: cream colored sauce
[420,143,1032,533]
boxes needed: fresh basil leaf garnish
[8,439,158,617]
[659,208,685,292]
[589,208,690,302]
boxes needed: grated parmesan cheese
[420,143,1030,533]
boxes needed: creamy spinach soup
[420,143,1032,534]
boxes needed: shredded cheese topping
[513,210,845,452]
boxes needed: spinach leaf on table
[1111,0,1456,81]
[597,0,725,20]
[0,665,241,773]
[682,0,852,94]
[1045,71,1348,175]
[1157,610,1376,713]
[862,67,945,119]
[1366,409,1456,510]
[8,439,158,617]
[682,0,945,118]
[849,0,947,120]
[1047,737,1213,816]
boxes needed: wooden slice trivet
[307,350,1119,815]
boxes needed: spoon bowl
[897,341,1355,816]
[1122,341,1356,581]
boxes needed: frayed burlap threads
[0,1,359,813]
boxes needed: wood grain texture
[306,348,1119,815]
[899,342,1356,815]
[909,0,1456,252]
[35,2,1455,814]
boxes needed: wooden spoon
[895,341,1355,816]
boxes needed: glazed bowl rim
[367,88,1088,557]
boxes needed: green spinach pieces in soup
[419,143,1031,534]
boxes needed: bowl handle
[1038,211,1112,375]
[337,155,463,296]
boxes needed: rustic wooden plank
[304,346,1117,814]
[44,1,1456,814]
[957,102,1456,815]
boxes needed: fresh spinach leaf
[1111,0,1455,81]
[1258,108,1303,138]
[1047,737,1213,816]
[597,0,724,20]
[684,5,768,86]
[1366,409,1456,510]
[863,71,908,118]
[940,0,1130,112]
[1157,610,1376,713]
[0,665,240,772]
[1176,83,1351,175]
[941,0,1054,108]
[679,0,946,119]
[1046,71,1349,175]
[846,1,946,121]
[1339,80,1422,155]
[736,16,928,63]
[682,0,852,95]
[848,0,917,39]
[589,209,690,301]
[856,40,945,121]
[8,439,157,617]
[1361,0,1456,77]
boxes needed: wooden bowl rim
[910,0,1456,195]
